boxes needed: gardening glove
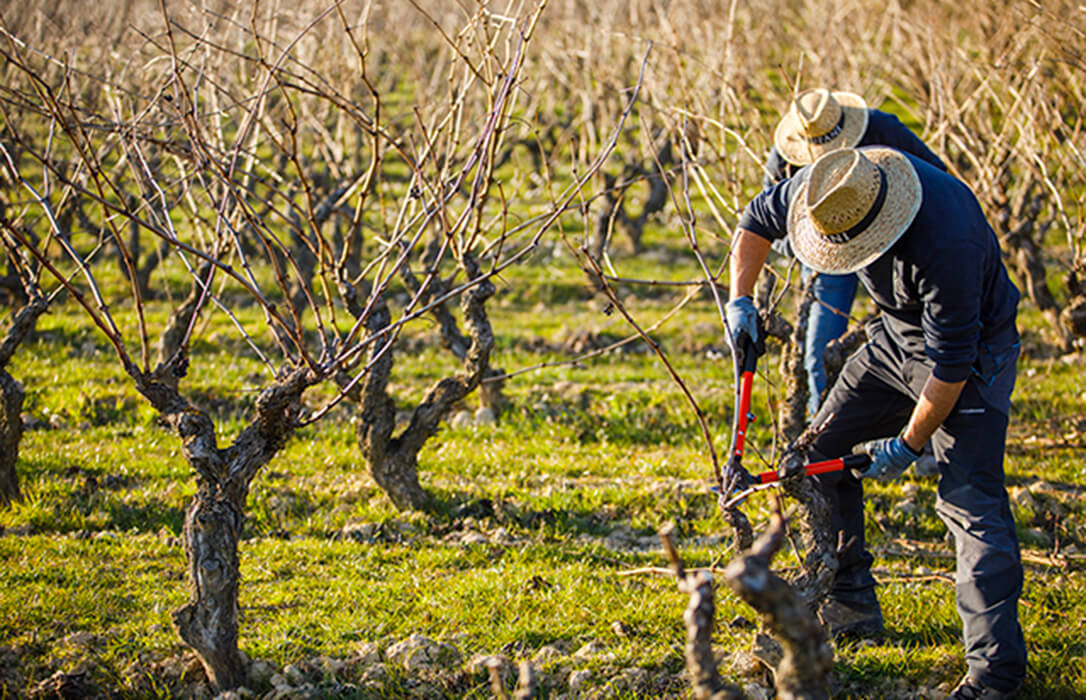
[850,436,921,481]
[725,295,759,350]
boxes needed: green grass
[2,231,1086,698]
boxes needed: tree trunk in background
[593,138,675,258]
[350,255,498,511]
[479,367,507,416]
[0,296,48,507]
[0,370,24,506]
[992,179,1074,353]
[1014,245,1074,352]
[356,337,430,510]
[399,247,508,418]
[353,299,431,510]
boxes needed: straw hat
[787,147,921,274]
[774,88,869,166]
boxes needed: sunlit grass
[4,260,1086,697]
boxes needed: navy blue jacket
[762,109,948,189]
[738,152,1019,383]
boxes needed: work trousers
[809,318,1026,692]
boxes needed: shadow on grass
[104,499,185,533]
[16,475,186,535]
[1018,681,1085,700]
[882,623,961,649]
[422,490,619,540]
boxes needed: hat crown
[805,150,883,236]
[795,89,843,138]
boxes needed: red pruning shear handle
[755,453,872,484]
[724,334,759,488]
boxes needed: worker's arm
[729,228,772,299]
[855,373,966,480]
[724,229,773,348]
[901,373,966,452]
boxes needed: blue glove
[851,436,921,481]
[725,295,759,349]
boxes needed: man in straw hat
[765,88,947,419]
[725,146,1025,698]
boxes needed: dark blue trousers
[809,319,1026,692]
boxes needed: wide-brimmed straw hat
[787,147,921,274]
[774,88,869,166]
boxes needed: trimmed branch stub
[724,514,833,700]
[660,526,745,700]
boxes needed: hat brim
[774,90,868,166]
[787,147,921,275]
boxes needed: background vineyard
[1,0,1085,698]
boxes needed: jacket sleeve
[866,110,948,172]
[738,178,795,242]
[917,241,984,381]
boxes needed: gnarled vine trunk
[133,365,315,690]
[593,137,675,257]
[0,296,48,507]
[772,281,840,606]
[0,371,24,506]
[175,489,246,689]
[345,254,498,510]
[725,514,834,700]
[660,527,745,700]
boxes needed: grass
[2,223,1086,699]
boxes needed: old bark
[155,263,213,390]
[132,363,316,690]
[660,527,745,700]
[348,254,498,510]
[725,514,834,700]
[0,371,24,506]
[821,325,867,399]
[721,503,755,553]
[0,274,28,305]
[777,282,814,443]
[736,274,839,687]
[771,281,839,606]
[353,295,424,509]
[681,569,744,700]
[399,245,507,415]
[0,296,48,507]
[780,474,838,610]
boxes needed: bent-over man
[725,146,1025,699]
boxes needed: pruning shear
[723,332,760,490]
[721,331,871,502]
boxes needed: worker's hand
[725,295,759,349]
[850,437,920,481]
